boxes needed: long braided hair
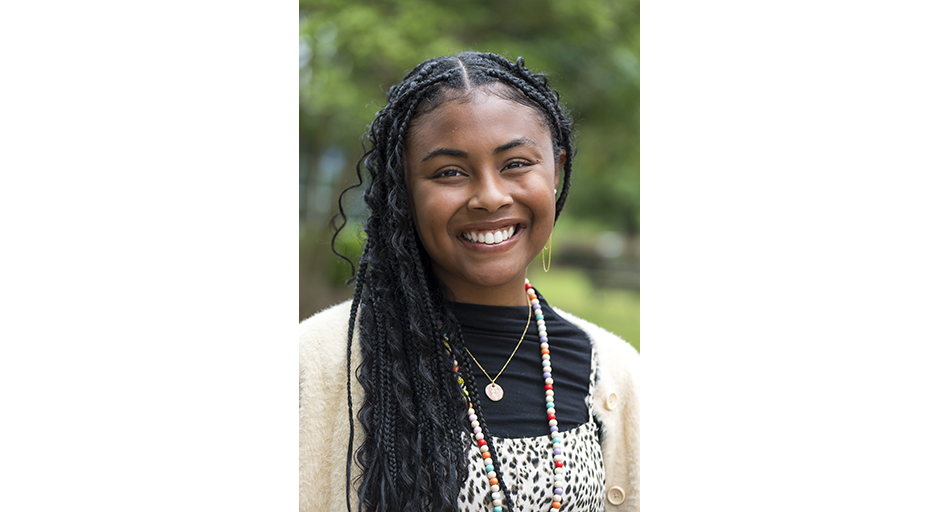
[331,51,575,512]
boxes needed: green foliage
[300,0,640,233]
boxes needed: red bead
[555,461,563,468]
[547,413,556,420]
[525,283,532,290]
[545,384,553,390]
[478,439,486,447]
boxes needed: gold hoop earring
[542,232,552,272]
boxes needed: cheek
[405,177,429,236]
[409,191,445,245]
[529,176,558,211]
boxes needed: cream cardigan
[300,300,639,511]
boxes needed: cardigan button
[605,392,618,410]
[607,486,625,505]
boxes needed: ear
[554,150,566,191]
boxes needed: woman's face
[404,89,562,306]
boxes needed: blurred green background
[300,0,640,352]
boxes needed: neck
[440,275,530,307]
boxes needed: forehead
[407,90,552,153]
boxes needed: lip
[458,218,526,233]
[456,219,526,251]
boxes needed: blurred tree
[299,0,639,234]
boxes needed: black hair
[330,51,575,512]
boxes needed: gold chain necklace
[463,304,532,402]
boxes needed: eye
[504,160,533,171]
[434,168,466,178]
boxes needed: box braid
[329,51,575,512]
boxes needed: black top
[451,290,593,438]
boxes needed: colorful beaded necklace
[445,279,564,512]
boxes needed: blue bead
[486,464,494,472]
[546,402,554,409]
[535,313,544,320]
[494,507,502,512]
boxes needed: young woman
[300,52,639,512]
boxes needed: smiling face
[404,89,563,306]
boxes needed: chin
[463,266,528,289]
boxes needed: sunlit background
[300,0,640,351]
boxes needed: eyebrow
[420,138,539,163]
[493,137,538,154]
[421,147,468,162]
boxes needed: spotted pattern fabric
[457,348,605,511]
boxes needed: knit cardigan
[300,300,639,511]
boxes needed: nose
[468,172,513,212]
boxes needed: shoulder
[299,299,361,426]
[553,307,639,418]
[300,299,354,338]
[299,299,356,382]
[553,308,639,374]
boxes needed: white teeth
[463,225,517,245]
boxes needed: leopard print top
[457,346,605,511]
